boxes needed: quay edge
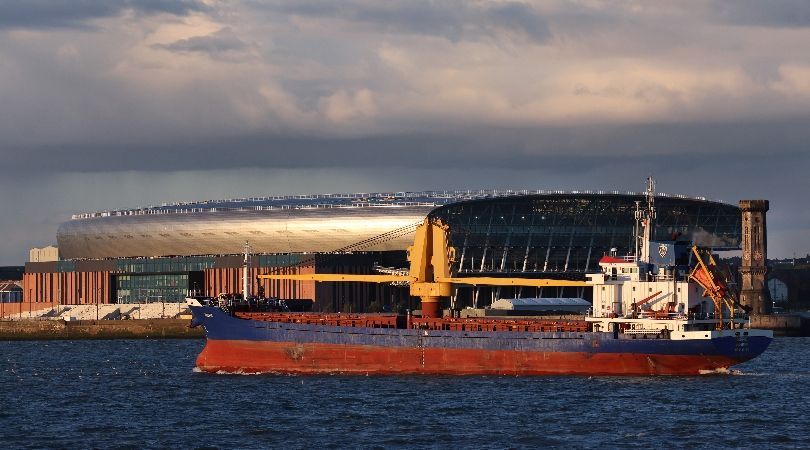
[749,313,810,336]
[0,318,204,340]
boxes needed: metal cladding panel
[430,194,741,249]
[429,193,741,275]
[57,193,741,267]
[57,206,433,259]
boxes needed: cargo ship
[188,179,772,375]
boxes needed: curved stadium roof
[57,190,741,261]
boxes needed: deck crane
[261,178,753,328]
[630,290,664,315]
[260,217,586,318]
[688,246,751,330]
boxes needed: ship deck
[234,311,591,333]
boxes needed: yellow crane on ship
[260,218,586,318]
[261,217,749,325]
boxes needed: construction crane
[260,217,586,318]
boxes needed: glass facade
[430,194,740,275]
[37,255,315,304]
[110,256,313,303]
[57,261,76,272]
[0,291,23,303]
[116,256,215,273]
[115,274,190,303]
[257,254,310,267]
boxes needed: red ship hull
[196,339,742,376]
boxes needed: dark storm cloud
[154,28,249,54]
[487,2,552,43]
[263,0,552,43]
[6,119,810,174]
[0,0,207,30]
[711,0,810,28]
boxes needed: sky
[1,0,810,265]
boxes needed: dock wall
[0,319,203,340]
[749,314,810,336]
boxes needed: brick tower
[739,200,770,315]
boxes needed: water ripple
[0,337,808,449]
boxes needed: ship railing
[654,274,675,281]
[623,328,667,334]
[638,311,688,320]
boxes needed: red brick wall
[12,271,112,317]
[10,259,407,318]
[203,265,316,300]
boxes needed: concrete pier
[749,313,810,336]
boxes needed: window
[115,274,189,303]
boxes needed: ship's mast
[638,177,656,263]
[633,201,641,261]
[243,241,251,302]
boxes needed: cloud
[4,119,809,175]
[153,27,250,56]
[1,1,810,263]
[318,89,377,123]
[3,0,810,151]
[262,0,552,43]
[710,0,810,28]
[0,0,207,30]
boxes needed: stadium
[23,190,741,313]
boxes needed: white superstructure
[584,177,770,339]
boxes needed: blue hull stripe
[191,306,770,361]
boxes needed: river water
[1,337,808,449]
